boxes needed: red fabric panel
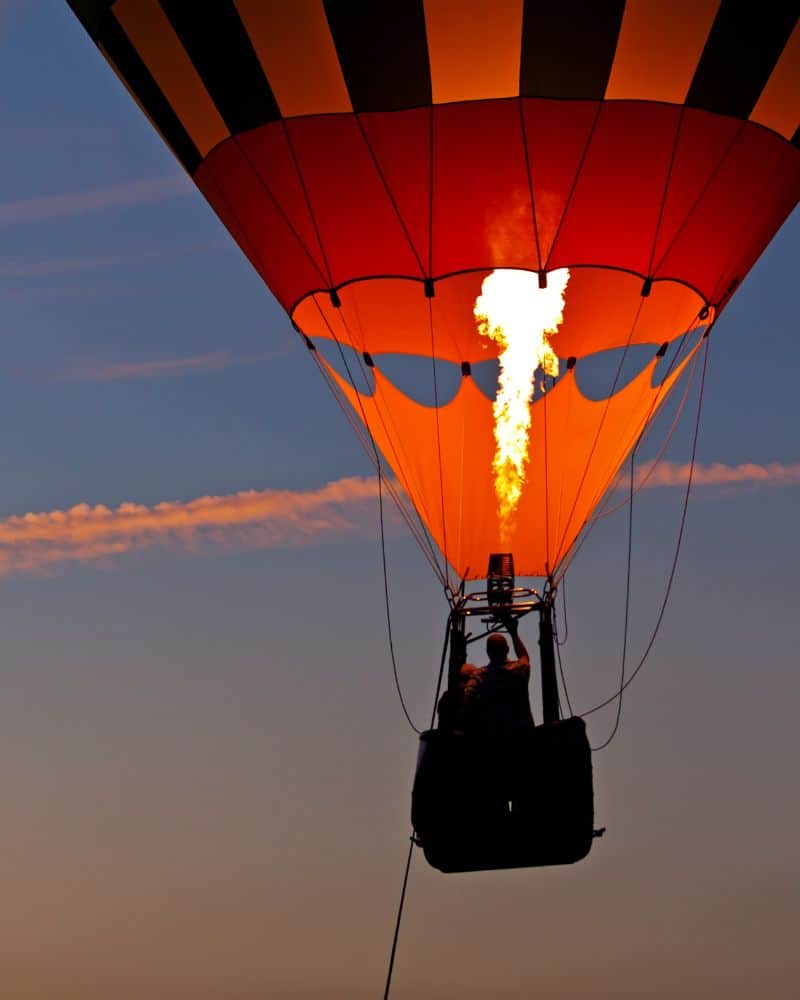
[236,123,330,282]
[195,139,326,312]
[430,270,498,361]
[521,98,599,265]
[656,118,799,303]
[715,143,800,307]
[650,109,742,279]
[285,114,423,285]
[358,107,432,272]
[548,102,681,276]
[431,98,537,275]
[552,269,704,357]
[196,102,798,316]
[293,273,500,363]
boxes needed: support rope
[583,332,711,721]
[558,576,569,644]
[383,611,452,998]
[590,444,636,750]
[553,601,574,717]
[553,320,703,589]
[378,462,422,735]
[383,836,415,1000]
[309,347,441,577]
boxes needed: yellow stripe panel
[750,22,800,140]
[424,0,523,104]
[114,0,228,157]
[235,0,352,117]
[605,0,720,104]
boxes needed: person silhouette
[458,617,534,741]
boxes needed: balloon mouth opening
[295,267,710,406]
[297,267,706,584]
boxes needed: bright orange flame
[474,268,570,540]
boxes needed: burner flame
[474,268,570,540]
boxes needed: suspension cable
[552,320,703,589]
[582,332,711,720]
[591,444,636,750]
[557,574,569,645]
[429,613,452,729]
[553,601,574,717]
[378,463,422,735]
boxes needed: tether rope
[383,836,415,1000]
[383,609,452,999]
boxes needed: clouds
[639,460,800,489]
[0,174,191,226]
[0,477,382,578]
[0,240,220,279]
[1,348,293,386]
[50,349,290,383]
[0,174,210,291]
[0,461,796,579]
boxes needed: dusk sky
[1,4,798,998]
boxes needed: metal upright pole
[539,600,560,724]
[447,613,466,692]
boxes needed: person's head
[486,631,509,665]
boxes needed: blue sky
[0,4,798,998]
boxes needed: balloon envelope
[68,1,800,581]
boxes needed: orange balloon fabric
[320,342,700,580]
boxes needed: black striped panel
[74,5,202,174]
[159,0,280,134]
[322,0,431,112]
[686,3,798,119]
[520,1,625,99]
[67,0,114,38]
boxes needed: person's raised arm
[502,615,529,665]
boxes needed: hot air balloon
[67,2,799,873]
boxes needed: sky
[0,4,798,999]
